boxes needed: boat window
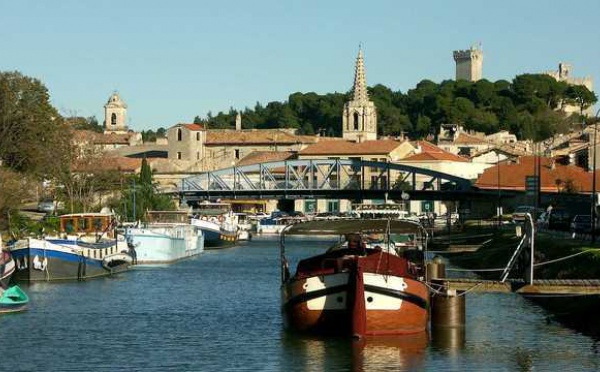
[93,218,104,231]
[78,218,89,232]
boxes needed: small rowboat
[0,285,29,313]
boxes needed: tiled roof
[299,139,404,156]
[74,156,142,172]
[237,151,296,166]
[404,141,468,162]
[206,129,317,145]
[475,156,600,192]
[454,132,488,145]
[183,123,205,131]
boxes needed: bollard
[426,256,446,282]
[431,289,466,329]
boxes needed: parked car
[512,206,543,223]
[37,199,64,214]
[548,208,571,231]
[570,215,593,235]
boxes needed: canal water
[2,236,600,371]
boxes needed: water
[2,236,600,371]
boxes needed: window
[196,152,200,160]
[177,152,182,160]
[353,112,359,130]
[196,132,200,141]
[327,200,339,213]
[235,149,240,159]
[111,113,117,126]
[177,128,182,141]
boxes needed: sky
[2,0,600,131]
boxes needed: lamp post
[497,151,502,227]
[591,108,600,243]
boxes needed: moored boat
[0,285,29,313]
[0,246,16,288]
[280,219,429,338]
[190,217,238,249]
[8,212,133,282]
[125,210,204,265]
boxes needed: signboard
[525,176,539,196]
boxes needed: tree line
[194,75,597,142]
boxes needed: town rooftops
[475,156,600,193]
[403,141,469,162]
[299,139,404,156]
[206,129,317,146]
[236,151,296,166]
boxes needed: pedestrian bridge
[179,158,474,202]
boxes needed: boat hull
[282,272,429,336]
[9,238,131,282]
[0,285,29,313]
[191,219,238,249]
[0,250,16,288]
[126,225,204,265]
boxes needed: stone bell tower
[342,47,377,143]
[104,92,128,134]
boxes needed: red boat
[280,219,429,338]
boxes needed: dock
[432,278,600,295]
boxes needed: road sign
[525,176,539,196]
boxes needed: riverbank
[431,226,600,337]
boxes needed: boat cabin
[59,213,117,238]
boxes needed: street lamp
[591,108,600,243]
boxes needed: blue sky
[2,0,599,131]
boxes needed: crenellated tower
[342,47,377,142]
[453,45,483,82]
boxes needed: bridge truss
[179,159,474,202]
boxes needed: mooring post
[528,213,534,285]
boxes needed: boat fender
[33,255,43,271]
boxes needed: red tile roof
[475,156,600,193]
[403,141,468,162]
[183,123,205,131]
[206,129,316,146]
[237,151,295,166]
[299,139,404,156]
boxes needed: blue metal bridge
[179,159,476,202]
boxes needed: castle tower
[104,92,128,134]
[453,45,483,82]
[235,111,242,131]
[342,47,377,142]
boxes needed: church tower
[453,44,483,82]
[342,47,377,142]
[104,92,128,134]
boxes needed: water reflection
[281,331,429,371]
[431,326,466,352]
[352,333,428,371]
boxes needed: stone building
[453,45,483,82]
[342,48,377,142]
[545,62,594,116]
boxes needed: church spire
[352,46,368,102]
